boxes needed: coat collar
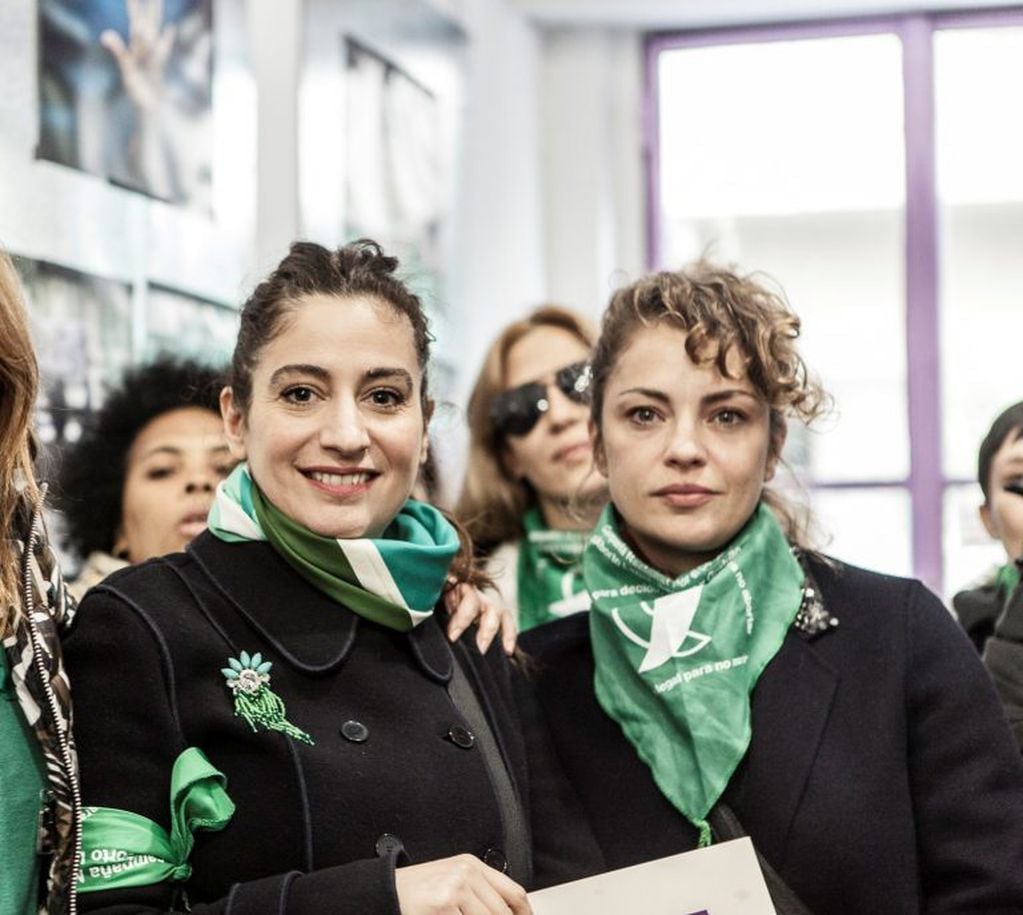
[734,631,838,865]
[727,557,841,866]
[186,531,452,682]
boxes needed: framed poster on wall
[37,0,214,209]
[15,256,133,451]
[344,35,445,315]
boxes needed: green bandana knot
[996,562,1021,606]
[517,506,591,632]
[207,464,460,631]
[78,748,234,892]
[584,502,804,845]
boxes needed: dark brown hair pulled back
[229,239,434,414]
[228,239,489,588]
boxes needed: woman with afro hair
[58,356,231,598]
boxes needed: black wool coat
[64,531,587,914]
[520,557,1023,915]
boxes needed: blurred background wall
[1,0,1021,596]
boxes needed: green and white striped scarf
[207,464,459,631]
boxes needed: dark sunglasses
[490,361,592,437]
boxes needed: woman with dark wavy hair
[522,262,1023,913]
[65,240,582,914]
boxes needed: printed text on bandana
[82,849,161,882]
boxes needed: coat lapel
[186,531,453,682]
[731,628,839,868]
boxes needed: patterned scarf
[583,503,803,845]
[516,506,591,632]
[208,464,459,631]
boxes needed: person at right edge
[521,263,1023,914]
[977,403,1023,751]
[954,401,1023,651]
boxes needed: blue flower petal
[221,668,239,680]
[256,661,272,674]
[228,657,243,672]
[251,652,262,668]
[239,650,251,668]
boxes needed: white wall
[446,0,545,398]
[539,27,646,322]
[436,0,547,498]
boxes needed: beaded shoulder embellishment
[793,584,839,637]
[792,556,839,638]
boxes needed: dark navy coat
[521,558,1023,914]
[65,531,587,914]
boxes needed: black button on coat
[65,532,589,913]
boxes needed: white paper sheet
[528,837,776,915]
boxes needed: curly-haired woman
[522,263,1023,913]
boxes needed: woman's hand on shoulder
[444,582,518,656]
[395,854,531,915]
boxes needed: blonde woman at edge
[457,307,606,633]
[0,249,79,914]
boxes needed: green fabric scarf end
[78,747,234,893]
[996,562,1021,601]
[516,506,591,631]
[697,818,713,848]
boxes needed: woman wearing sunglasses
[457,306,606,632]
[521,265,1023,912]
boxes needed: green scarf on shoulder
[583,502,804,846]
[516,506,591,632]
[207,464,459,631]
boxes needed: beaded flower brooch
[221,651,314,745]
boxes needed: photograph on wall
[14,257,133,454]
[37,0,213,209]
[144,282,238,366]
[344,36,445,313]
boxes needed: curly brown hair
[589,262,829,543]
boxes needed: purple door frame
[644,8,1023,594]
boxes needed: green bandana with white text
[208,464,459,631]
[583,502,804,846]
[517,506,591,632]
